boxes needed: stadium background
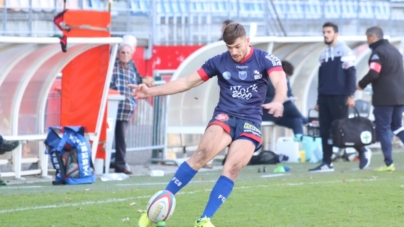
[2,0,404,76]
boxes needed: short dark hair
[322,22,339,33]
[281,60,294,76]
[222,22,246,45]
[366,26,384,39]
[223,19,233,26]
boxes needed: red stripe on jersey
[197,68,209,81]
[240,133,262,144]
[369,62,382,73]
[207,121,231,134]
[240,47,254,63]
[267,66,284,76]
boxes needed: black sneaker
[359,147,372,169]
[0,140,19,155]
[309,162,334,172]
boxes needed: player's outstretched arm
[128,71,204,99]
[262,70,287,117]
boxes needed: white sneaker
[309,162,334,172]
[359,147,372,169]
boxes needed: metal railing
[115,80,167,153]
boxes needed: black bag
[330,108,376,148]
[222,150,282,165]
[249,150,280,165]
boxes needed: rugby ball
[147,190,176,223]
[341,147,358,162]
[65,162,79,178]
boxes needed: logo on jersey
[230,84,258,100]
[254,70,262,80]
[236,65,248,69]
[265,54,282,66]
[215,113,229,121]
[222,71,231,80]
[239,71,247,80]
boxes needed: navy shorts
[208,113,262,151]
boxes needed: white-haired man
[109,35,154,174]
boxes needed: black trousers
[114,120,129,171]
[318,95,364,164]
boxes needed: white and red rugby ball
[147,190,176,223]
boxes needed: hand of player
[142,77,155,87]
[314,105,319,111]
[128,84,150,99]
[356,85,363,91]
[346,96,355,108]
[262,101,284,117]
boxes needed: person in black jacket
[309,22,371,172]
[358,26,404,172]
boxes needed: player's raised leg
[165,124,232,195]
[195,139,256,227]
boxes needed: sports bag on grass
[330,108,375,148]
[222,150,285,165]
[44,126,96,185]
[248,150,281,165]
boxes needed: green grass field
[1,151,404,227]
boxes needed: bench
[1,134,48,179]
[1,133,99,179]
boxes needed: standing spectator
[218,19,233,41]
[110,35,154,175]
[309,22,371,172]
[357,26,404,172]
[263,60,307,139]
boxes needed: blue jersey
[197,47,283,124]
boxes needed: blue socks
[165,163,235,219]
[165,161,197,195]
[201,175,234,218]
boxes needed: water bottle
[100,173,129,181]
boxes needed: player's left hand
[142,77,155,87]
[128,83,150,99]
[262,102,284,117]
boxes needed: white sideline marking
[261,174,289,178]
[115,180,216,187]
[0,178,380,214]
[0,197,148,214]
[0,186,43,189]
